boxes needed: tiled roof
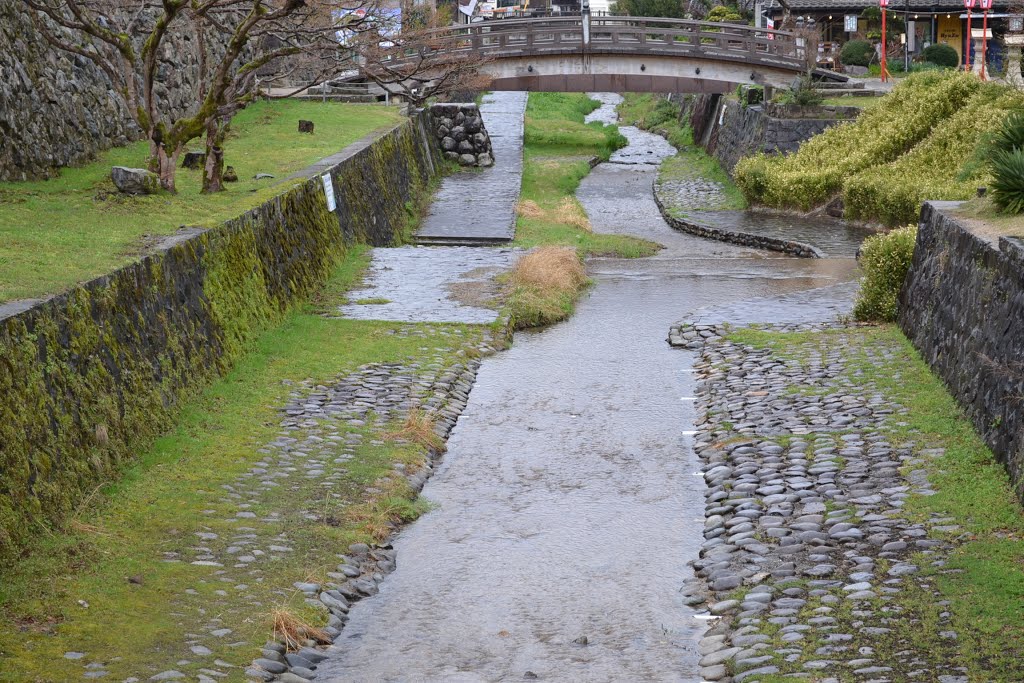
[764,0,1013,10]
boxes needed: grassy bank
[0,100,401,302]
[726,325,1024,681]
[617,93,746,217]
[0,247,489,680]
[512,93,660,259]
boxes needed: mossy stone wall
[900,202,1024,502]
[677,94,853,174]
[0,114,440,565]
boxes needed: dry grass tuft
[69,520,110,536]
[509,246,587,292]
[516,199,547,219]
[506,246,589,329]
[552,197,591,232]
[271,608,332,650]
[385,408,445,453]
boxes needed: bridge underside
[481,53,801,93]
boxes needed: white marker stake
[321,173,336,212]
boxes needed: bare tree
[22,0,368,193]
[188,2,359,191]
[355,9,492,109]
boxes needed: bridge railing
[377,17,807,71]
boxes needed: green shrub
[991,148,1024,214]
[922,43,959,68]
[706,4,743,22]
[853,225,918,322]
[778,75,824,106]
[735,71,983,211]
[841,39,876,67]
[990,109,1024,154]
[843,85,1024,225]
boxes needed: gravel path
[681,323,967,683]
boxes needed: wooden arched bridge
[386,16,843,94]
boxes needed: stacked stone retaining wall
[0,115,441,564]
[0,0,242,181]
[428,103,494,166]
[899,201,1024,501]
[678,94,856,174]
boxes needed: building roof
[764,0,1013,11]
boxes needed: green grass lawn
[512,92,661,258]
[0,100,401,303]
[0,247,490,680]
[821,95,884,109]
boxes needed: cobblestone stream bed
[679,324,968,683]
[308,95,865,682]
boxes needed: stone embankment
[234,347,495,683]
[677,94,859,174]
[0,1,237,181]
[428,103,494,167]
[900,202,1024,502]
[0,115,442,565]
[674,322,968,683]
[654,191,823,258]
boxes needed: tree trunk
[156,143,181,193]
[202,119,229,194]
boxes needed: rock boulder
[110,166,159,195]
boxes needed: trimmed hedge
[840,39,876,67]
[922,43,959,68]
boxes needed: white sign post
[321,173,336,212]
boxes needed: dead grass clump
[517,199,547,219]
[507,246,589,329]
[509,246,587,292]
[385,408,445,453]
[553,197,591,232]
[271,608,331,650]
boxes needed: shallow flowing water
[318,93,862,683]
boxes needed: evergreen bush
[853,225,918,322]
[843,86,1023,225]
[735,71,982,211]
[922,43,959,68]
[840,39,875,67]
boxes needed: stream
[317,93,862,682]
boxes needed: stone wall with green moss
[899,201,1024,503]
[0,115,440,565]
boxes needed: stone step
[813,89,884,97]
[813,80,865,90]
[412,235,513,246]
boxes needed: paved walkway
[338,246,519,324]
[415,91,527,245]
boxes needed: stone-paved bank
[239,334,494,683]
[684,323,972,683]
[38,324,501,683]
